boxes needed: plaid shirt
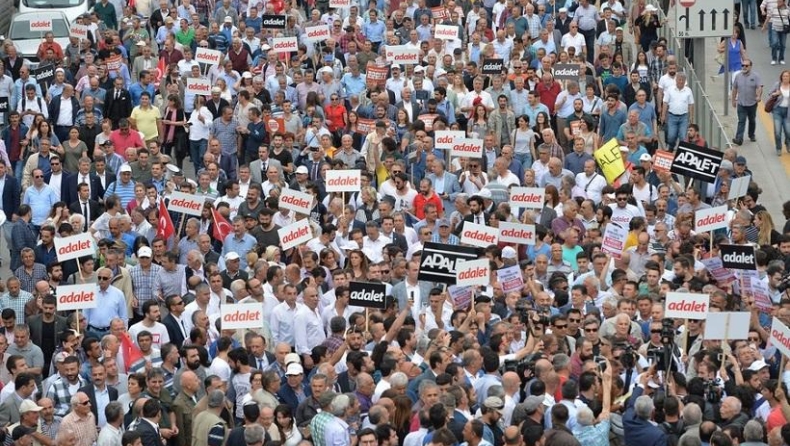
[649,58,666,87]
[47,375,87,418]
[309,411,334,446]
[129,263,163,315]
[321,334,345,355]
[61,411,97,446]
[0,291,33,324]
[339,33,363,52]
[14,264,48,294]
[41,418,61,440]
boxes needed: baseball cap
[483,396,505,413]
[748,360,769,371]
[119,164,132,173]
[286,363,304,376]
[296,165,309,174]
[413,65,425,73]
[261,44,271,51]
[136,40,146,46]
[502,246,517,259]
[619,146,630,152]
[137,247,152,258]
[284,353,301,366]
[477,188,492,199]
[211,87,222,94]
[639,153,652,162]
[242,72,252,79]
[438,218,450,227]
[523,395,544,413]
[559,7,568,12]
[19,400,43,414]
[165,17,174,23]
[224,16,233,23]
[224,252,240,261]
[735,156,747,165]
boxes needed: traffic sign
[676,0,733,38]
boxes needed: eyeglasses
[568,318,580,323]
[651,329,662,334]
[748,337,760,342]
[743,64,751,67]
[78,401,91,406]
[34,175,43,178]
[381,270,390,274]
[51,162,60,166]
[616,197,628,201]
[98,276,112,281]
[584,328,598,332]
[173,301,184,306]
[554,324,567,329]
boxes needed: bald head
[502,372,521,393]
[180,370,199,393]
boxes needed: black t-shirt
[41,320,56,358]
[270,147,294,170]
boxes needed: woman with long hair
[395,108,411,144]
[324,93,347,146]
[467,104,489,138]
[44,202,69,228]
[579,117,600,155]
[346,249,369,280]
[355,186,381,223]
[717,27,746,75]
[755,210,782,246]
[390,395,413,442]
[532,112,551,147]
[95,118,114,154]
[161,94,188,168]
[764,0,790,65]
[32,120,62,154]
[62,127,88,172]
[511,115,536,168]
[767,70,790,155]
[631,51,650,83]
[274,404,302,446]
[523,168,539,188]
[448,72,469,110]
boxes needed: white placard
[54,233,95,262]
[509,187,545,210]
[69,24,89,39]
[703,312,750,340]
[385,45,421,64]
[56,283,98,312]
[279,188,314,215]
[329,0,350,6]
[185,78,212,96]
[460,221,498,249]
[30,19,53,32]
[450,138,483,159]
[195,47,222,66]
[304,25,331,43]
[601,222,628,259]
[771,318,790,358]
[728,175,751,200]
[694,205,729,233]
[434,24,459,40]
[168,191,207,216]
[498,222,535,245]
[271,37,299,53]
[455,258,490,287]
[665,292,710,320]
[221,303,264,330]
[325,170,362,192]
[434,131,465,149]
[278,219,313,251]
[496,265,524,294]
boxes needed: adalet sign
[771,318,790,359]
[460,222,499,248]
[455,258,490,287]
[56,284,98,312]
[720,244,757,270]
[509,187,545,210]
[385,45,420,64]
[278,219,313,251]
[694,205,729,233]
[434,131,465,149]
[168,191,207,216]
[664,292,709,319]
[434,24,459,40]
[418,242,480,284]
[450,139,483,158]
[271,37,299,53]
[30,19,53,32]
[278,188,314,215]
[185,78,212,96]
[221,303,264,330]
[498,222,535,245]
[195,47,222,66]
[349,281,387,309]
[304,25,330,43]
[54,233,94,262]
[325,170,361,192]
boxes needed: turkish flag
[153,56,166,88]
[157,198,175,240]
[212,207,233,242]
[120,332,144,373]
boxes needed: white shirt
[128,321,170,349]
[561,32,586,53]
[270,302,301,345]
[575,172,607,204]
[609,203,643,226]
[405,281,423,321]
[461,90,494,111]
[293,304,326,355]
[372,378,391,403]
[209,356,232,381]
[493,171,520,187]
[421,302,454,331]
[663,84,695,115]
[57,97,74,126]
[97,423,123,446]
[362,235,392,263]
[48,172,64,200]
[215,195,244,219]
[188,107,213,142]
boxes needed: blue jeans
[665,113,689,150]
[12,160,22,180]
[189,138,207,174]
[514,152,533,170]
[743,0,758,27]
[772,28,787,61]
[773,106,790,151]
[735,104,757,140]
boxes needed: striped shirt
[0,291,34,324]
[129,263,163,315]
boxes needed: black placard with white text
[720,244,757,270]
[261,15,287,29]
[418,242,480,284]
[670,142,723,183]
[348,281,387,309]
[481,59,504,75]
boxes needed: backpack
[21,96,43,114]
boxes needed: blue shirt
[128,82,156,107]
[23,185,57,225]
[363,20,386,43]
[109,232,137,256]
[104,180,136,208]
[245,16,263,33]
[85,285,129,327]
[222,233,257,270]
[473,373,503,407]
[627,146,649,165]
[341,73,366,97]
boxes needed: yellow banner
[594,138,626,184]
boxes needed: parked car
[8,11,70,67]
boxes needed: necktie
[312,163,319,181]
[262,162,266,174]
[476,216,480,224]
[180,320,187,338]
[115,90,120,100]
[82,202,89,231]
[258,358,263,369]
[82,175,90,196]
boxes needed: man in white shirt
[661,72,694,150]
[270,284,301,345]
[460,77,495,115]
[293,286,326,367]
[575,159,607,204]
[492,157,520,187]
[362,221,391,264]
[420,289,453,331]
[128,301,171,349]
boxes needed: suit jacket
[426,171,461,213]
[407,368,437,402]
[79,383,119,422]
[0,393,22,425]
[103,89,133,123]
[206,99,231,120]
[391,280,433,312]
[623,386,668,446]
[215,153,237,181]
[456,212,491,236]
[28,314,68,349]
[132,56,159,82]
[93,170,116,195]
[1,175,20,222]
[68,199,101,230]
[162,313,187,348]
[62,172,105,205]
[277,383,311,412]
[396,101,421,122]
[249,158,283,184]
[336,371,353,393]
[381,230,408,254]
[135,417,162,446]
[48,95,80,127]
[248,352,276,370]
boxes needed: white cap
[261,44,271,51]
[645,5,658,12]
[284,353,301,366]
[502,246,517,259]
[413,65,425,73]
[242,71,252,79]
[619,146,630,153]
[318,66,333,75]
[119,164,132,173]
[639,153,652,162]
[136,40,146,46]
[224,15,233,23]
[285,363,304,376]
[19,400,43,414]
[477,188,492,199]
[225,252,240,261]
[748,360,769,371]
[296,165,309,174]
[137,247,152,258]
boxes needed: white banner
[694,205,729,233]
[455,258,490,287]
[434,131,465,149]
[185,78,212,96]
[54,233,95,262]
[221,303,264,330]
[304,25,331,43]
[450,138,483,159]
[771,317,790,359]
[509,187,545,210]
[385,45,421,64]
[195,47,222,66]
[434,24,459,40]
[271,37,299,53]
[601,222,627,259]
[325,170,362,192]
[57,283,98,312]
[498,222,536,245]
[168,191,207,216]
[30,19,53,32]
[278,219,313,251]
[665,292,710,320]
[728,175,751,200]
[279,188,314,215]
[69,24,89,40]
[703,312,750,340]
[460,221,498,248]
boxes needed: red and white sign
[54,233,94,262]
[185,78,212,96]
[278,219,313,251]
[509,187,545,210]
[694,205,728,233]
[460,222,499,249]
[69,24,89,40]
[679,0,695,7]
[498,222,535,245]
[304,25,331,43]
[601,222,627,259]
[168,191,207,216]
[450,138,483,159]
[771,318,790,358]
[279,188,314,215]
[665,292,709,320]
[434,24,459,40]
[195,47,222,66]
[329,0,350,6]
[221,303,264,330]
[653,150,674,173]
[30,19,53,32]
[326,170,361,192]
[434,131,465,149]
[455,258,490,287]
[385,45,421,64]
[431,6,449,20]
[56,283,98,312]
[271,37,298,53]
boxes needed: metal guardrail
[653,2,733,150]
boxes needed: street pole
[694,37,707,92]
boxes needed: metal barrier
[653,2,733,150]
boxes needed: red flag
[211,207,233,242]
[120,332,144,373]
[157,199,175,240]
[153,56,166,88]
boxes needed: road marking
[756,104,790,172]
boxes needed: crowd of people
[0,0,786,446]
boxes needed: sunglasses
[98,276,112,281]
[34,175,43,178]
[554,324,567,329]
[651,329,662,334]
[584,328,598,332]
[568,318,580,323]
[79,401,91,406]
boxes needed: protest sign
[434,131,465,149]
[449,138,483,158]
[671,142,723,183]
[481,59,504,75]
[498,222,536,245]
[278,219,312,251]
[349,281,387,309]
[418,242,479,284]
[185,78,212,96]
[304,25,331,43]
[279,188,314,215]
[271,37,298,53]
[770,318,790,358]
[496,265,524,294]
[221,303,264,329]
[601,222,627,259]
[509,187,544,210]
[720,244,757,270]
[694,205,729,233]
[54,233,94,262]
[385,45,421,64]
[325,170,362,192]
[57,283,98,312]
[593,138,626,184]
[728,175,751,200]
[448,285,473,309]
[665,292,709,319]
[260,15,287,28]
[434,24,459,40]
[704,312,750,340]
[553,63,580,80]
[455,258,490,287]
[168,191,207,216]
[460,222,499,248]
[195,47,222,65]
[652,150,674,173]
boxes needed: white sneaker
[782,60,787,65]
[773,60,778,65]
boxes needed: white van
[16,0,90,26]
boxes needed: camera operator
[639,320,685,375]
